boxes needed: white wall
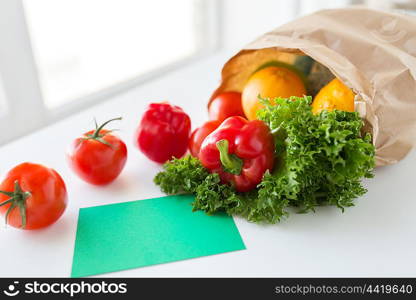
[219,0,360,55]
[0,74,7,117]
[221,0,300,53]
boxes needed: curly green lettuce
[154,96,375,223]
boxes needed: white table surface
[1,52,416,278]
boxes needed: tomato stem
[18,201,27,229]
[83,117,122,147]
[0,180,31,229]
[5,202,16,227]
[216,139,243,175]
[92,117,122,139]
[0,198,13,207]
[0,191,14,198]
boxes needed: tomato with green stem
[67,117,127,185]
[0,162,67,230]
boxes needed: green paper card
[71,195,245,277]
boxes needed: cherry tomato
[67,117,127,185]
[189,120,221,157]
[0,162,67,230]
[208,92,245,123]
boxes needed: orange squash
[311,78,355,114]
[241,66,306,120]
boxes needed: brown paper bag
[210,7,416,167]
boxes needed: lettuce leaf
[154,96,375,223]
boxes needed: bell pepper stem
[216,139,243,175]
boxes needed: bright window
[23,0,203,108]
[0,0,217,145]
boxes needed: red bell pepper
[199,116,275,192]
[135,102,191,163]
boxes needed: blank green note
[71,195,246,277]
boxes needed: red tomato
[208,92,245,122]
[189,120,221,158]
[0,163,67,230]
[67,117,127,185]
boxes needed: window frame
[0,0,221,145]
